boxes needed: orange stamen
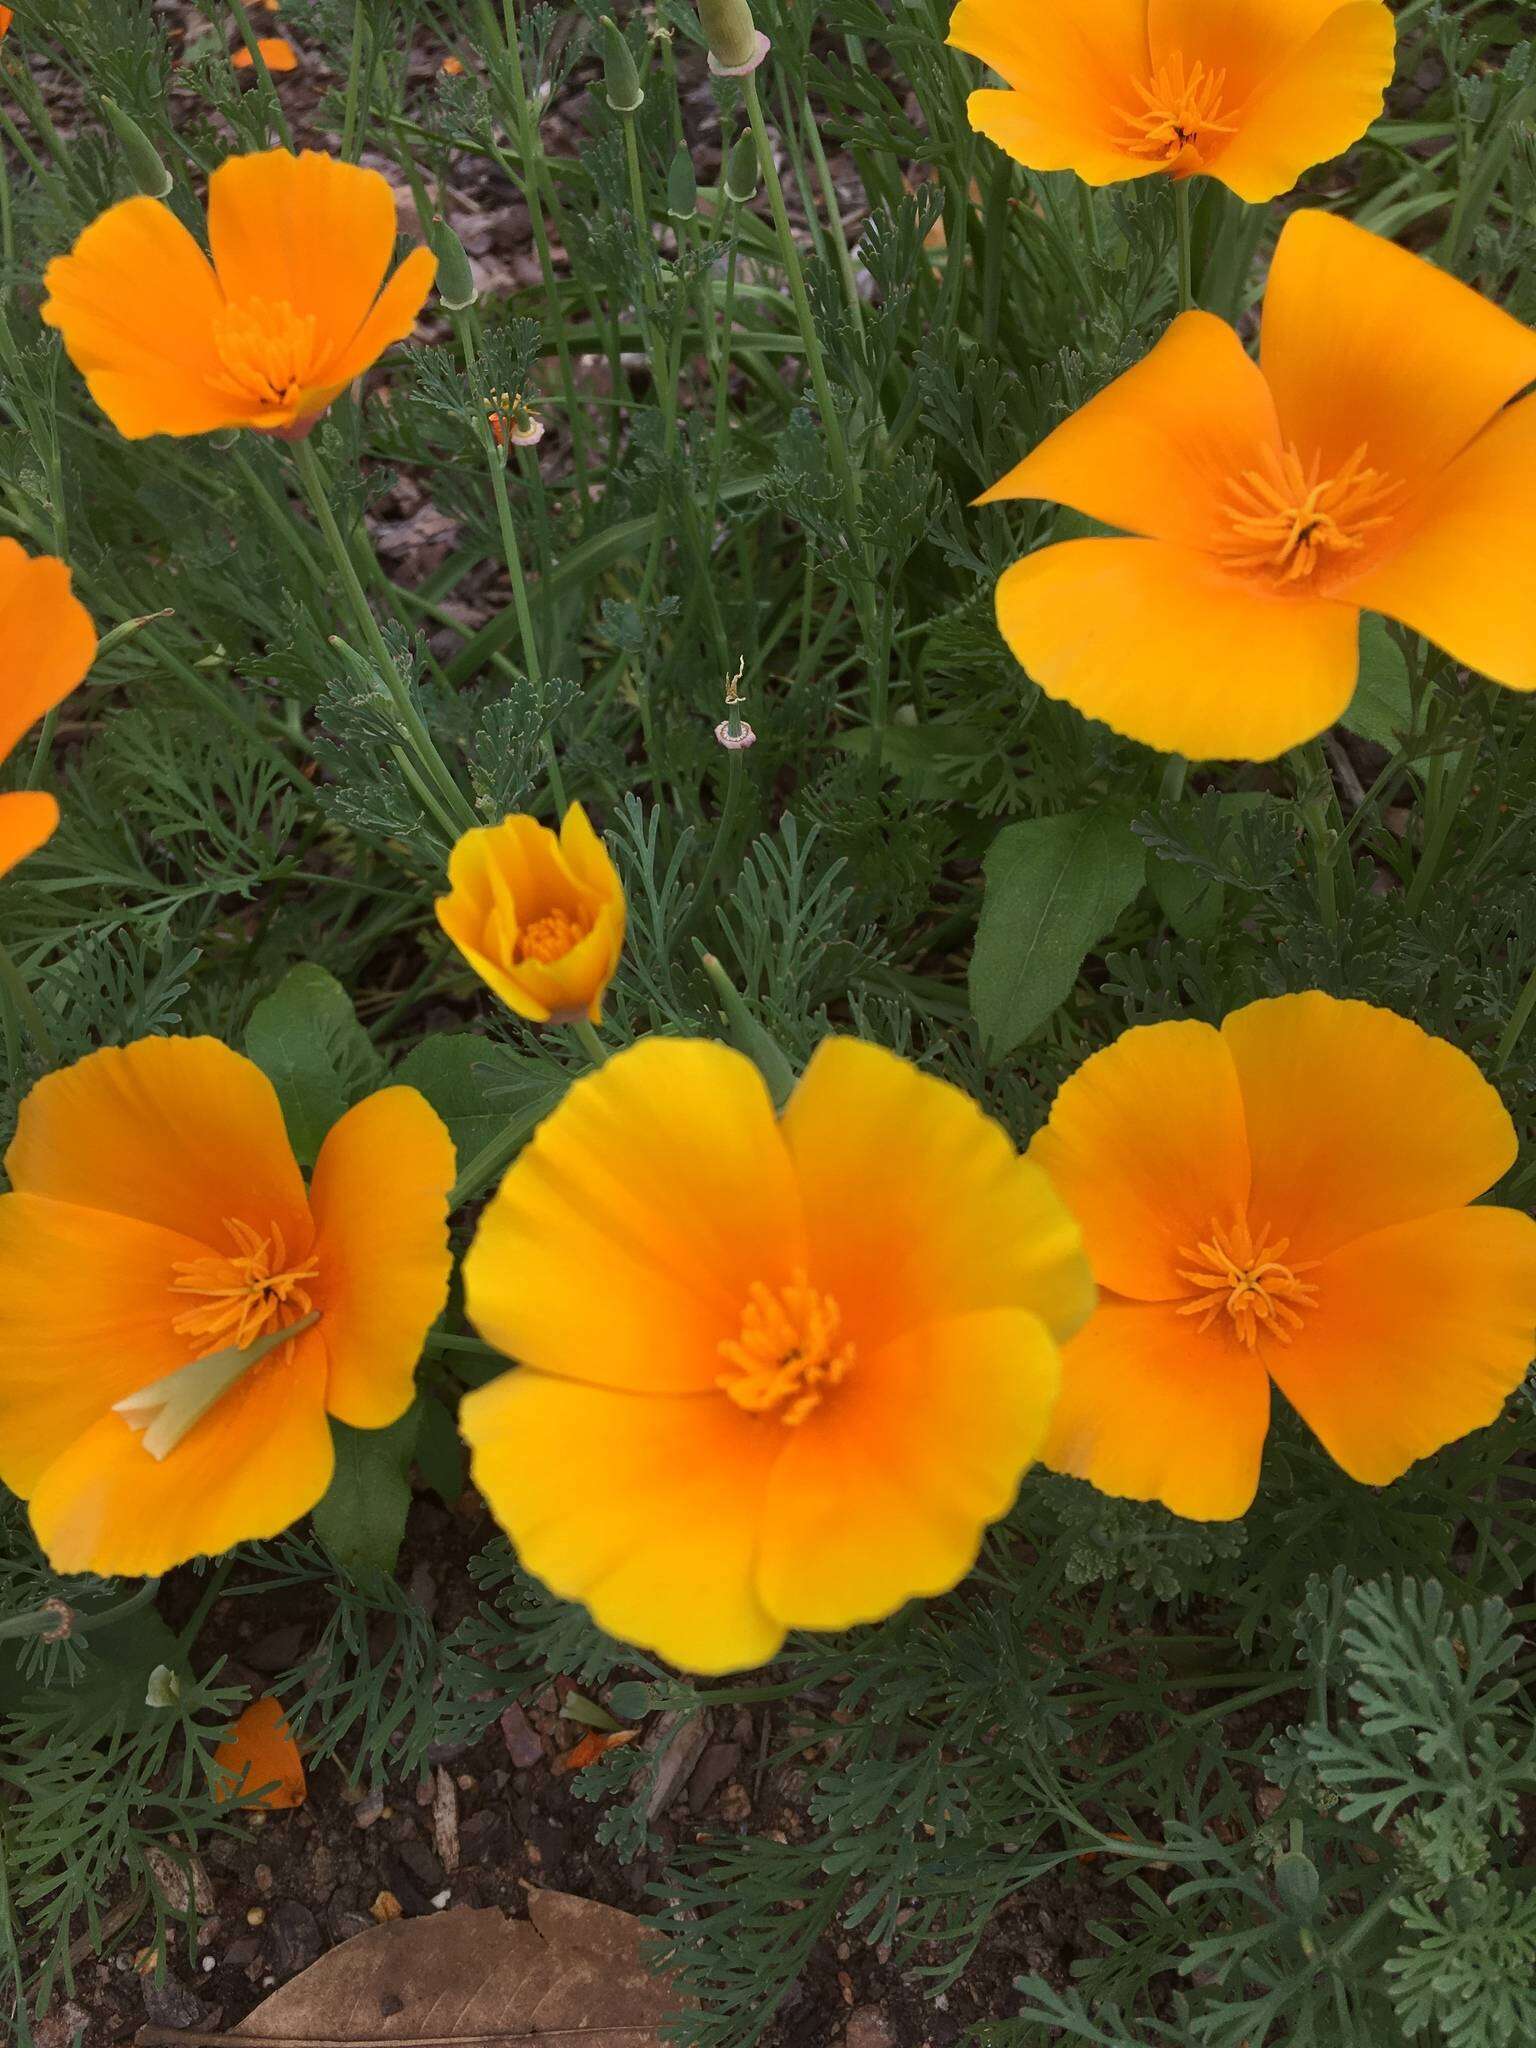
[210,298,320,411]
[171,1216,319,1351]
[1175,1216,1318,1351]
[515,905,589,965]
[1118,56,1238,173]
[1217,442,1404,588]
[718,1273,855,1426]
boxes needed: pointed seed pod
[666,143,698,222]
[724,127,761,204]
[600,16,644,114]
[432,217,479,311]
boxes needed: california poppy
[0,1037,456,1575]
[981,210,1536,760]
[0,541,96,879]
[0,10,13,41]
[212,1696,306,1809]
[1030,993,1536,1519]
[947,0,1395,202]
[41,148,436,440]
[461,1036,1093,1673]
[437,804,626,1026]
[232,36,300,73]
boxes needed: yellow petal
[4,1036,311,1251]
[27,1327,333,1576]
[0,541,98,761]
[978,312,1281,549]
[779,1037,1094,1352]
[462,1369,784,1675]
[1343,394,1536,694]
[1044,1297,1271,1519]
[1201,4,1396,202]
[995,537,1359,760]
[1222,993,1518,1262]
[1029,1019,1250,1301]
[1261,211,1536,498]
[1268,1206,1536,1486]
[0,791,59,879]
[756,1308,1061,1628]
[462,1037,805,1394]
[307,1087,456,1428]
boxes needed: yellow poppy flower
[981,210,1536,760]
[436,803,626,1026]
[0,541,96,879]
[460,1036,1094,1674]
[1029,993,1536,1521]
[0,1037,456,1576]
[947,0,1395,201]
[41,148,437,441]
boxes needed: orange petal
[1342,393,1536,693]
[0,1196,212,1499]
[1044,1297,1271,1519]
[4,1036,311,1252]
[1029,1019,1250,1301]
[1222,993,1518,1262]
[212,1697,307,1808]
[0,539,97,759]
[995,537,1359,760]
[948,0,1155,186]
[978,312,1281,548]
[779,1037,1093,1352]
[27,1327,333,1576]
[1260,211,1536,498]
[756,1308,1061,1629]
[40,198,237,439]
[232,37,299,73]
[1147,0,1370,94]
[0,791,60,880]
[1268,1205,1536,1486]
[462,1038,805,1395]
[307,1087,455,1428]
[314,242,437,398]
[461,1369,783,1675]
[1199,4,1396,202]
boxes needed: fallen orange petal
[212,1696,307,1808]
[233,36,298,72]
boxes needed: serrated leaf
[244,965,385,1167]
[969,810,1145,1059]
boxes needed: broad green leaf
[394,1033,508,1173]
[313,1405,421,1577]
[1343,617,1415,750]
[413,1391,467,1504]
[970,810,1145,1059]
[244,964,385,1167]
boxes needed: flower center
[717,1274,856,1426]
[211,297,322,410]
[170,1216,319,1353]
[1217,442,1404,588]
[1176,1217,1318,1351]
[515,905,589,965]
[1118,55,1237,170]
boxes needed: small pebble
[245,1908,266,1928]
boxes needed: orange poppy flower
[232,36,299,72]
[0,10,13,41]
[981,210,1536,760]
[0,1037,456,1576]
[460,1036,1093,1673]
[947,0,1395,201]
[1030,993,1536,1520]
[437,804,626,1026]
[212,1696,306,1809]
[0,541,96,879]
[41,148,437,441]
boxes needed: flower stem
[0,938,56,1064]
[1495,956,1536,1069]
[571,1015,608,1068]
[1174,179,1194,312]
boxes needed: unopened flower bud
[666,144,698,223]
[432,217,478,311]
[600,16,644,114]
[698,0,768,74]
[724,128,761,204]
[101,98,173,199]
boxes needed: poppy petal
[460,1369,784,1675]
[27,1327,332,1576]
[1221,993,1517,1261]
[756,1307,1061,1629]
[1201,4,1396,203]
[1342,394,1536,693]
[307,1087,455,1429]
[0,791,60,880]
[212,1697,306,1809]
[995,537,1359,759]
[948,0,1154,185]
[779,1037,1094,1351]
[462,1039,805,1394]
[3,1036,311,1250]
[0,541,98,760]
[1029,1020,1250,1301]
[1044,1298,1271,1519]
[0,1196,212,1498]
[317,242,437,396]
[978,313,1281,549]
[1268,1205,1536,1486]
[1261,211,1536,495]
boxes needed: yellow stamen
[171,1216,319,1351]
[515,906,588,965]
[211,297,321,410]
[1176,1216,1319,1351]
[1118,55,1238,172]
[718,1273,855,1426]
[1218,442,1404,587]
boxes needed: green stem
[571,1015,608,1067]
[339,0,370,160]
[448,1095,561,1208]
[1495,957,1536,1069]
[0,938,57,1063]
[1174,178,1194,311]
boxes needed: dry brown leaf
[133,1891,684,2048]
